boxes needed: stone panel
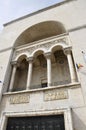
[9,93,29,104]
[44,89,68,101]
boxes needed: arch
[50,43,68,53]
[32,49,45,58]
[13,54,28,92]
[51,45,63,53]
[15,53,28,62]
[51,46,71,86]
[14,21,66,47]
[31,50,47,89]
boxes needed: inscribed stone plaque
[9,94,29,104]
[44,89,68,101]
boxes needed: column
[0,115,8,130]
[67,108,74,130]
[64,108,73,130]
[64,47,76,83]
[9,62,17,92]
[26,57,33,90]
[45,52,52,87]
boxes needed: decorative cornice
[13,36,69,60]
[16,33,68,50]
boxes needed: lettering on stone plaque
[9,94,29,104]
[44,89,68,101]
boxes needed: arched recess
[13,55,28,91]
[51,45,71,85]
[14,21,66,47]
[8,20,68,92]
[31,50,47,89]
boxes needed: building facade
[0,0,86,130]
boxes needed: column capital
[26,57,33,62]
[11,61,19,67]
[64,47,72,55]
[44,52,52,59]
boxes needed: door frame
[0,108,73,130]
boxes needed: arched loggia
[51,46,71,86]
[30,50,47,89]
[8,20,76,92]
[9,55,28,92]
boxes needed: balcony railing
[12,80,71,92]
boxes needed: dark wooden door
[6,115,65,130]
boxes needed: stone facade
[0,0,86,130]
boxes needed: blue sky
[0,0,63,30]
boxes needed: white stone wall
[0,0,86,130]
[69,29,86,103]
[0,50,12,94]
[0,85,85,130]
[0,0,86,49]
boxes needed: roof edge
[3,0,76,27]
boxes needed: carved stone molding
[9,93,29,104]
[14,37,68,60]
[44,52,52,59]
[64,46,72,55]
[44,89,68,101]
[26,57,33,62]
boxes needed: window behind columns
[13,59,28,91]
[31,54,47,89]
[8,21,70,92]
[52,49,71,86]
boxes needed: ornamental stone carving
[13,36,68,61]
[9,93,29,104]
[44,89,68,101]
[64,47,72,55]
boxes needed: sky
[0,0,63,30]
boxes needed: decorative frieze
[14,37,68,60]
[44,89,68,101]
[9,94,29,104]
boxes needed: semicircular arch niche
[13,58,28,91]
[14,21,66,47]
